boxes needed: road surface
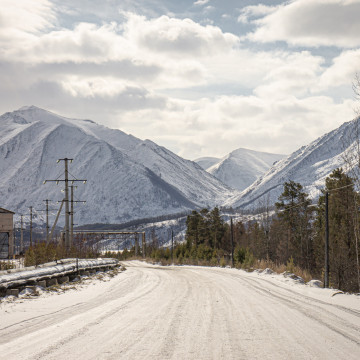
[0,261,359,359]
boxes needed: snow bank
[0,258,118,290]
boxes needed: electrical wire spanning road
[0,261,359,359]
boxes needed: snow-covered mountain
[194,157,220,170]
[0,106,236,224]
[226,118,360,210]
[196,149,284,191]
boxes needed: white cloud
[201,49,324,100]
[238,4,277,24]
[253,51,324,99]
[318,49,360,89]
[123,13,239,57]
[114,93,356,159]
[1,22,129,63]
[247,0,360,47]
[0,0,55,34]
[0,0,359,160]
[194,0,210,6]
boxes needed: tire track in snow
[210,269,360,346]
[28,267,164,360]
[1,262,359,359]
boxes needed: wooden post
[142,232,146,258]
[171,230,174,264]
[20,215,24,254]
[70,186,74,249]
[230,217,234,267]
[29,206,33,247]
[324,192,329,288]
[135,233,139,256]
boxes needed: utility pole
[44,158,86,253]
[29,206,33,247]
[13,222,16,256]
[71,186,74,248]
[324,192,329,288]
[171,229,174,264]
[48,200,64,244]
[134,233,138,256]
[230,217,234,267]
[43,200,51,243]
[64,158,70,252]
[69,185,86,249]
[142,232,146,258]
[20,215,24,254]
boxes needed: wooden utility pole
[64,158,70,251]
[325,192,329,288]
[69,186,86,248]
[230,217,234,267]
[13,222,16,256]
[70,186,74,248]
[37,202,56,243]
[142,232,146,258]
[135,233,139,256]
[20,215,24,254]
[171,230,174,264]
[48,200,64,244]
[29,206,33,247]
[43,199,51,243]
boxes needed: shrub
[220,256,226,267]
[286,256,295,273]
[234,246,246,265]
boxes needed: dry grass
[255,258,313,283]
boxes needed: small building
[0,207,15,259]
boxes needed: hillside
[196,148,284,191]
[226,118,360,209]
[0,106,236,224]
[194,157,220,170]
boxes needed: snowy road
[0,261,360,359]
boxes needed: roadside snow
[0,261,359,359]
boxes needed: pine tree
[185,210,203,248]
[275,180,313,269]
[315,168,360,292]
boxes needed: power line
[44,158,86,252]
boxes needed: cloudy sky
[1,0,359,160]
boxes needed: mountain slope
[194,157,220,170]
[226,118,359,209]
[0,106,236,224]
[197,148,284,191]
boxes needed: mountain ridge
[0,106,237,224]
[226,117,360,209]
[196,148,284,191]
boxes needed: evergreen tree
[315,168,360,292]
[209,207,226,249]
[275,180,313,269]
[185,210,203,248]
[185,207,226,252]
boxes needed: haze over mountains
[195,149,284,191]
[0,106,236,225]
